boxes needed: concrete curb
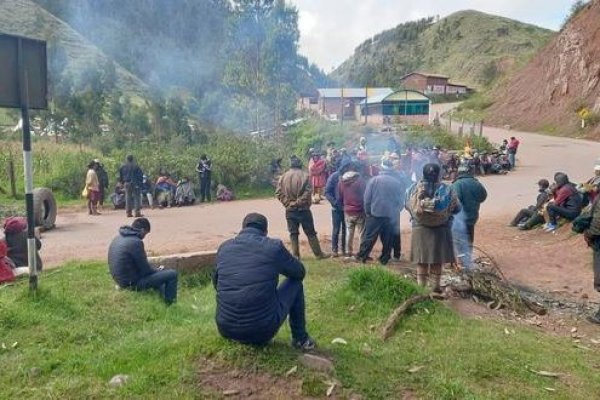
[148,250,216,274]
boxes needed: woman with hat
[85,161,101,215]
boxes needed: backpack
[406,181,456,227]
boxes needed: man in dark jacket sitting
[214,213,316,350]
[108,218,178,304]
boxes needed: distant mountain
[331,10,553,89]
[0,0,149,98]
[487,0,600,138]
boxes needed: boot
[429,264,443,294]
[416,264,428,287]
[587,307,600,325]
[290,235,300,259]
[308,235,329,259]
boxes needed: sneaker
[331,251,339,258]
[544,223,557,232]
[292,336,317,351]
[316,253,331,260]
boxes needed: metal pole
[17,38,38,291]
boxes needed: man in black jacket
[108,218,178,304]
[509,179,550,229]
[214,213,316,350]
[119,154,144,218]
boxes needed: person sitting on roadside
[174,177,196,206]
[108,218,178,305]
[155,171,177,208]
[216,184,235,201]
[141,175,154,209]
[110,182,126,209]
[510,179,550,230]
[2,216,42,272]
[578,163,600,208]
[543,172,583,232]
[214,213,316,350]
[0,239,29,283]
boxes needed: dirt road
[38,105,600,301]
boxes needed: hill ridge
[0,0,149,97]
[331,10,553,89]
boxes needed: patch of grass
[1,262,600,399]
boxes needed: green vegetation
[402,126,494,153]
[2,263,599,399]
[447,93,495,124]
[332,10,553,89]
[1,0,331,141]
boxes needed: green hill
[332,10,554,89]
[0,0,149,98]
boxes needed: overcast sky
[290,0,575,71]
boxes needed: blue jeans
[134,269,178,304]
[331,209,346,253]
[508,153,516,169]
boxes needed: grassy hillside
[0,0,149,98]
[332,10,554,89]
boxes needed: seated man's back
[214,213,314,349]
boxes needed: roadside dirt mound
[198,358,309,399]
[487,0,600,138]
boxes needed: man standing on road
[119,154,144,218]
[94,159,109,209]
[213,213,316,350]
[451,164,488,268]
[108,218,178,305]
[324,161,347,257]
[507,136,520,170]
[276,155,328,259]
[196,154,212,203]
[355,159,404,265]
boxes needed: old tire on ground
[33,187,57,231]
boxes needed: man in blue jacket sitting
[214,213,316,351]
[108,218,178,304]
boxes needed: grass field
[1,261,599,399]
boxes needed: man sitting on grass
[108,218,178,305]
[213,213,316,351]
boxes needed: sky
[290,0,576,71]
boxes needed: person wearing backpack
[355,159,404,265]
[451,164,488,267]
[406,163,460,292]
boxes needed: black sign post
[0,33,47,291]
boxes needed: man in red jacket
[338,163,367,259]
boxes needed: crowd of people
[82,154,236,218]
[5,132,600,356]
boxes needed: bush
[348,267,422,307]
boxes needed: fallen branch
[381,294,432,341]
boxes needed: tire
[33,187,57,231]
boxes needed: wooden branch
[381,294,432,341]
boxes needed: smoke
[451,209,472,269]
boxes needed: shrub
[348,267,422,307]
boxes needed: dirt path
[36,105,600,302]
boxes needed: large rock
[298,354,334,372]
[148,251,216,274]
